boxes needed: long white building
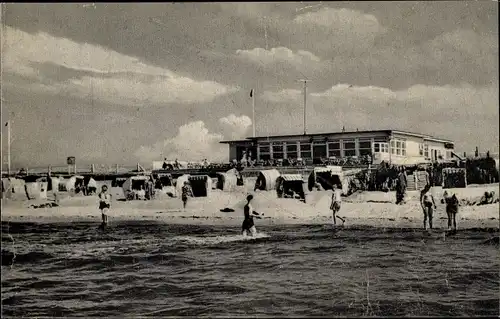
[220,129,456,165]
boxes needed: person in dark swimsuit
[242,194,258,237]
[443,191,459,231]
[98,185,112,228]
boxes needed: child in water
[242,194,259,237]
[98,185,112,228]
[420,184,436,230]
[330,184,345,226]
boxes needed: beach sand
[1,182,498,229]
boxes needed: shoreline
[2,201,498,230]
[2,184,499,229]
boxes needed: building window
[328,141,341,157]
[259,144,270,153]
[300,143,312,159]
[391,138,406,156]
[359,139,372,156]
[313,144,327,159]
[374,142,389,153]
[286,143,298,158]
[424,144,429,159]
[272,143,284,159]
[419,143,424,156]
[343,140,356,157]
[259,143,270,160]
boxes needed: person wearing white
[330,184,345,226]
[98,185,112,227]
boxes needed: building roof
[219,138,254,144]
[279,174,304,181]
[220,129,454,144]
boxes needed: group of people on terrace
[235,154,373,168]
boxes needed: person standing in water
[330,184,345,226]
[420,184,436,230]
[443,191,459,231]
[181,181,194,210]
[98,185,112,228]
[242,194,259,237]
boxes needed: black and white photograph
[1,2,499,317]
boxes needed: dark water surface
[2,221,499,317]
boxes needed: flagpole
[252,89,256,138]
[7,121,11,176]
[298,79,310,135]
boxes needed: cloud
[294,7,385,35]
[311,84,397,101]
[261,89,303,103]
[219,114,252,140]
[292,7,386,54]
[236,47,321,68]
[134,114,253,162]
[134,121,226,162]
[427,29,497,58]
[3,26,238,106]
[258,83,499,152]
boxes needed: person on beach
[330,184,345,226]
[181,181,194,209]
[98,185,112,228]
[442,191,459,231]
[242,194,259,237]
[420,184,436,230]
[395,167,407,205]
[478,191,495,205]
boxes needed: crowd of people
[233,155,373,168]
[161,158,233,171]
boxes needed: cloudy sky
[2,2,498,167]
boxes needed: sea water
[2,221,498,317]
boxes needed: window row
[419,143,430,159]
[390,139,407,156]
[257,140,378,159]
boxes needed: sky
[1,2,498,168]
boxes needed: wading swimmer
[443,191,459,231]
[98,185,112,229]
[181,181,194,210]
[420,184,436,230]
[242,194,259,237]
[330,184,345,227]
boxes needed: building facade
[220,129,455,165]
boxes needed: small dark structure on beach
[216,169,239,192]
[307,166,343,192]
[276,174,306,202]
[188,175,212,197]
[254,169,280,191]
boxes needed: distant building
[220,129,456,165]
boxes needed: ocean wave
[1,250,54,266]
[2,222,499,317]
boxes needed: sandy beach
[2,181,498,229]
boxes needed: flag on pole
[250,89,253,97]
